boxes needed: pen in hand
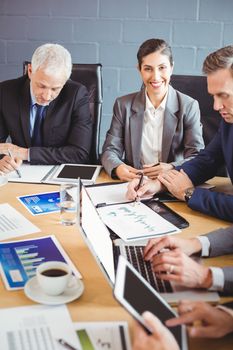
[8,149,22,178]
[135,172,144,202]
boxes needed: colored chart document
[0,304,81,350]
[18,191,60,215]
[0,235,81,290]
[74,321,131,350]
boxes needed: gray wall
[0,0,233,148]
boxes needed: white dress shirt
[140,91,167,165]
[197,236,225,291]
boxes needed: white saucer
[0,176,8,187]
[24,275,84,305]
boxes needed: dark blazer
[0,75,93,164]
[179,121,233,222]
[101,85,204,177]
[204,226,233,295]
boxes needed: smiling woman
[101,38,204,182]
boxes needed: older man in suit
[0,43,92,173]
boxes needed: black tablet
[114,255,188,350]
[52,164,102,184]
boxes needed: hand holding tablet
[113,255,188,349]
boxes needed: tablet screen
[124,264,183,348]
[57,165,96,180]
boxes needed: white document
[97,202,180,241]
[0,304,81,350]
[0,203,40,241]
[86,182,152,206]
[74,321,131,350]
[7,164,57,183]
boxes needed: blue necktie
[32,104,45,146]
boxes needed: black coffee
[41,268,68,277]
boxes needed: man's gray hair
[31,43,72,80]
[203,45,233,76]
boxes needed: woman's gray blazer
[101,85,204,177]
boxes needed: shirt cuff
[197,236,210,257]
[208,267,224,291]
[217,305,233,319]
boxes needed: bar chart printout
[0,235,80,290]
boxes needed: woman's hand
[126,178,164,200]
[143,163,174,179]
[115,164,140,181]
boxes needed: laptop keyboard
[124,246,173,293]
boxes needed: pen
[135,172,144,191]
[57,338,79,350]
[134,172,144,203]
[8,149,22,178]
[151,162,160,167]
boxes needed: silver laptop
[80,184,219,305]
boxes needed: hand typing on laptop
[143,236,213,290]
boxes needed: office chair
[170,74,227,176]
[23,62,103,164]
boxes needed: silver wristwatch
[184,187,195,202]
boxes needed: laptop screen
[80,184,115,285]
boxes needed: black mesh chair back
[23,62,103,164]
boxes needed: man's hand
[133,311,179,350]
[149,248,212,289]
[115,164,140,181]
[0,143,28,161]
[143,163,174,179]
[144,236,202,261]
[158,169,194,201]
[166,301,233,338]
[0,155,22,174]
[126,178,164,200]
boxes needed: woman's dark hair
[137,39,173,69]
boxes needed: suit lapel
[161,85,179,162]
[19,78,31,146]
[130,89,145,168]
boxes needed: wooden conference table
[0,171,233,350]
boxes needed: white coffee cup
[37,261,72,296]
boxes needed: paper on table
[97,202,180,241]
[0,304,81,350]
[0,203,40,241]
[74,321,131,350]
[86,182,152,206]
[7,164,56,183]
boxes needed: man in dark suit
[127,45,233,222]
[0,43,92,172]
